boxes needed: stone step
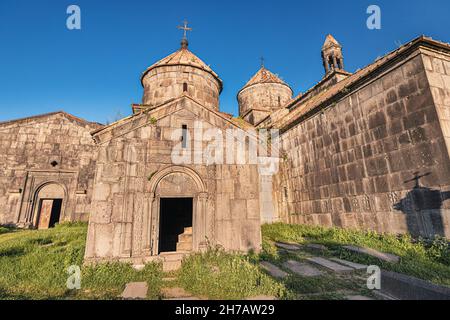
[282,260,323,277]
[275,242,302,251]
[343,245,400,263]
[330,258,368,270]
[177,240,193,252]
[260,261,288,279]
[178,233,192,242]
[163,260,182,272]
[184,227,193,234]
[307,257,354,273]
[160,252,185,261]
[121,282,148,300]
[161,287,193,299]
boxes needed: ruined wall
[0,113,100,225]
[277,51,450,238]
[85,98,261,262]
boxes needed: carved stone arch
[141,166,208,256]
[148,165,206,195]
[31,181,68,228]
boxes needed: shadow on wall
[394,172,450,238]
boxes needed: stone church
[1,32,450,265]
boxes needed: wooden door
[38,200,53,230]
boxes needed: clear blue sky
[1,0,449,124]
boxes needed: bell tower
[321,34,344,74]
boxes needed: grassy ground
[0,222,448,299]
[0,223,162,300]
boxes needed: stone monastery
[1,33,450,264]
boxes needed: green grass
[262,223,450,287]
[1,222,448,300]
[0,223,163,300]
[177,248,286,299]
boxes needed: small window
[278,96,281,106]
[182,124,188,148]
[183,83,188,92]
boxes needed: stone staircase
[176,227,193,252]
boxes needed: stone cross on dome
[177,20,192,48]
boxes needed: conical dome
[241,67,290,90]
[141,45,223,110]
[237,66,293,125]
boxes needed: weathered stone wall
[277,50,450,238]
[0,112,100,226]
[142,65,221,110]
[85,98,262,262]
[238,83,292,125]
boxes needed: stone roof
[322,34,341,49]
[0,111,103,128]
[241,67,290,91]
[275,35,450,132]
[140,47,223,91]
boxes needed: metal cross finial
[260,56,265,68]
[177,20,192,40]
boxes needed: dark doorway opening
[158,198,193,253]
[37,199,63,229]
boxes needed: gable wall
[85,99,262,262]
[0,114,99,225]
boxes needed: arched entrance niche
[145,166,207,256]
[32,182,66,229]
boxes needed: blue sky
[0,0,449,124]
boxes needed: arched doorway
[33,183,66,229]
[146,166,207,256]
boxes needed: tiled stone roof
[322,34,341,49]
[241,67,289,90]
[141,47,222,87]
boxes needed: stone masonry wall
[277,50,450,238]
[0,113,100,225]
[85,98,261,262]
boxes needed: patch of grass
[178,248,286,299]
[262,223,450,287]
[0,226,14,235]
[0,223,163,300]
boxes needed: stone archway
[32,182,67,229]
[143,166,208,256]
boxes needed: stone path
[343,245,400,263]
[330,258,368,270]
[260,261,288,278]
[121,282,148,300]
[283,260,323,277]
[307,257,354,273]
[275,242,302,251]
